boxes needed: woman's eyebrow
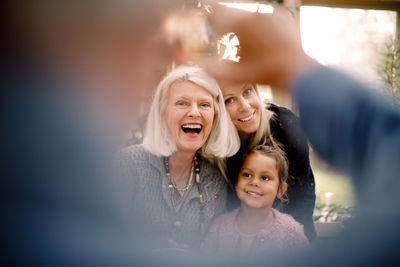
[173,95,189,100]
[241,84,253,89]
[223,93,235,98]
[199,98,213,102]
[173,96,213,102]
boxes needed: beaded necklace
[164,154,204,233]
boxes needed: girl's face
[165,81,214,154]
[236,153,286,210]
[220,83,261,138]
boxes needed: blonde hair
[143,65,240,158]
[217,84,282,181]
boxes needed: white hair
[143,65,240,158]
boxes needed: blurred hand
[204,0,317,90]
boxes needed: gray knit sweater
[121,144,227,249]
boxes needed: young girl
[204,145,309,254]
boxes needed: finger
[204,1,288,34]
[205,55,288,87]
[203,0,249,36]
[204,58,256,84]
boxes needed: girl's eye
[224,98,234,105]
[242,172,251,178]
[261,176,270,181]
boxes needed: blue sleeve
[293,66,400,201]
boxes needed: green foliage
[313,203,353,222]
[378,37,400,107]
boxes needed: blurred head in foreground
[1,0,190,264]
[3,0,184,122]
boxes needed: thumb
[204,58,248,83]
[205,57,275,85]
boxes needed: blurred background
[298,1,398,225]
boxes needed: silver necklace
[171,162,194,192]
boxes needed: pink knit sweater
[203,208,309,254]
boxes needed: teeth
[247,191,262,196]
[182,124,202,129]
[239,112,254,122]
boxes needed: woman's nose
[188,103,200,117]
[238,97,251,111]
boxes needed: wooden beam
[397,11,400,37]
[301,0,400,11]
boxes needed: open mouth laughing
[181,123,202,136]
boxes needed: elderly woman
[122,66,239,250]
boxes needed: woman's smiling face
[165,80,214,153]
[220,82,261,138]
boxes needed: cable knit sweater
[203,208,309,254]
[121,144,227,250]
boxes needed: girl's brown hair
[241,144,289,204]
[216,84,283,181]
